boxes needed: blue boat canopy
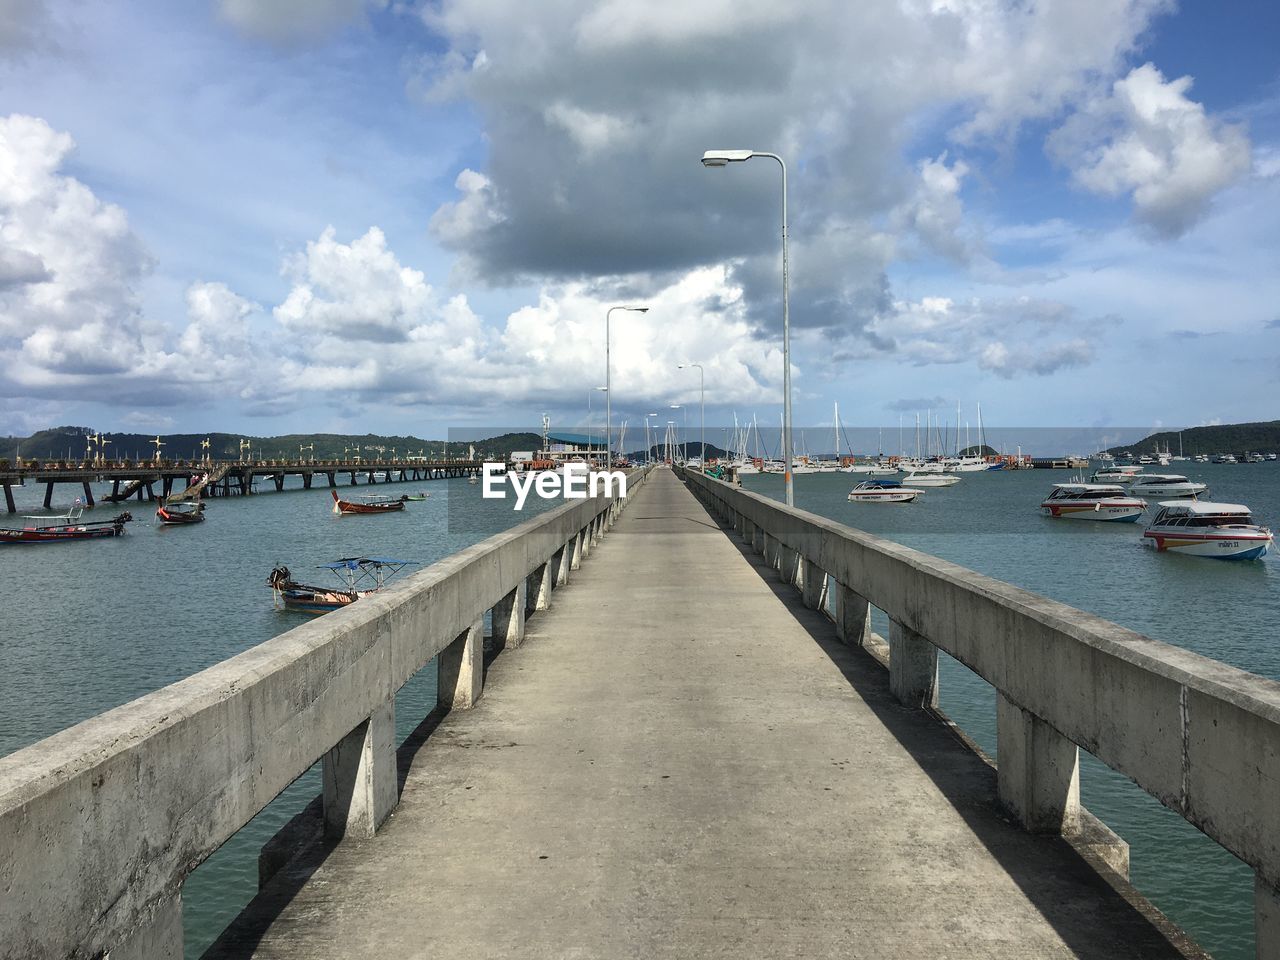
[321,557,417,569]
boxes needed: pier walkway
[210,469,1195,958]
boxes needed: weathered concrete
[0,471,643,960]
[997,692,1081,835]
[321,698,397,839]
[684,467,1280,917]
[212,469,1199,959]
[888,618,939,709]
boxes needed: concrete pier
[210,469,1197,958]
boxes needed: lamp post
[678,363,704,466]
[605,305,649,468]
[669,404,687,463]
[701,148,793,506]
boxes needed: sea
[0,461,1276,958]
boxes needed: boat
[399,493,430,501]
[847,479,923,503]
[331,490,405,514]
[0,508,133,543]
[268,557,417,614]
[1142,502,1272,560]
[1089,465,1142,484]
[1040,484,1146,522]
[901,472,960,487]
[1137,454,1157,466]
[156,501,206,524]
[1194,454,1210,464]
[1128,475,1208,499]
[945,456,990,473]
[1212,454,1237,464]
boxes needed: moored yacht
[1142,502,1272,560]
[901,472,960,487]
[1128,474,1208,498]
[848,479,923,503]
[1089,465,1142,484]
[1040,484,1146,522]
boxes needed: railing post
[491,581,526,650]
[835,584,871,647]
[761,532,777,568]
[1257,875,1280,960]
[996,693,1080,834]
[322,697,396,839]
[888,620,938,709]
[777,544,801,586]
[106,893,182,960]
[439,618,484,710]
[743,518,757,549]
[580,523,592,558]
[571,529,584,570]
[801,559,824,609]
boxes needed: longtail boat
[0,508,133,544]
[331,490,405,514]
[156,501,206,525]
[268,557,416,614]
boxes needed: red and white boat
[848,479,923,503]
[1040,484,1146,522]
[331,490,405,515]
[0,506,133,544]
[1142,501,1272,560]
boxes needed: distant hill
[0,426,545,464]
[958,444,999,458]
[1104,421,1280,458]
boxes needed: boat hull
[331,491,405,514]
[902,475,959,487]
[1129,483,1208,498]
[1040,502,1145,522]
[849,490,921,503]
[0,525,124,543]
[1143,531,1272,560]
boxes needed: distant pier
[0,458,490,512]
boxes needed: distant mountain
[1103,421,1280,458]
[0,426,545,464]
[958,444,999,458]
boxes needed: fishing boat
[0,507,133,544]
[331,490,405,514]
[847,479,923,503]
[399,493,430,501]
[1128,475,1208,499]
[156,501,206,524]
[268,557,417,614]
[901,472,960,487]
[1142,502,1272,560]
[1040,484,1146,522]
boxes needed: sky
[0,0,1277,445]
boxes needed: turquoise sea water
[1,463,1276,956]
[741,463,1280,960]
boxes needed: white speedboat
[901,472,960,487]
[842,459,897,475]
[1040,484,1146,522]
[1143,502,1272,560]
[1129,474,1208,498]
[848,479,923,503]
[942,456,989,472]
[1089,465,1142,484]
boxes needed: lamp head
[701,149,754,167]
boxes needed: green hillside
[0,427,545,464]
[1104,421,1280,458]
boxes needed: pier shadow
[201,703,454,959]
[705,508,1208,960]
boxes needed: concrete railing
[683,468,1280,955]
[0,468,647,960]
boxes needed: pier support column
[580,524,592,559]
[492,582,526,650]
[303,473,312,489]
[556,542,573,585]
[743,519,757,550]
[273,474,284,492]
[1256,875,1280,960]
[996,692,1079,834]
[326,472,336,487]
[3,484,15,514]
[835,585,871,647]
[570,530,584,570]
[322,698,397,840]
[527,560,553,613]
[889,620,938,709]
[82,481,94,506]
[439,619,483,710]
[777,545,800,586]
[106,892,182,960]
[44,482,53,509]
[801,559,824,610]
[761,532,776,568]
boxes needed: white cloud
[217,0,386,44]
[894,152,980,264]
[1049,63,1252,237]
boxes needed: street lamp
[678,363,704,467]
[606,305,649,468]
[701,148,794,506]
[669,404,687,463]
